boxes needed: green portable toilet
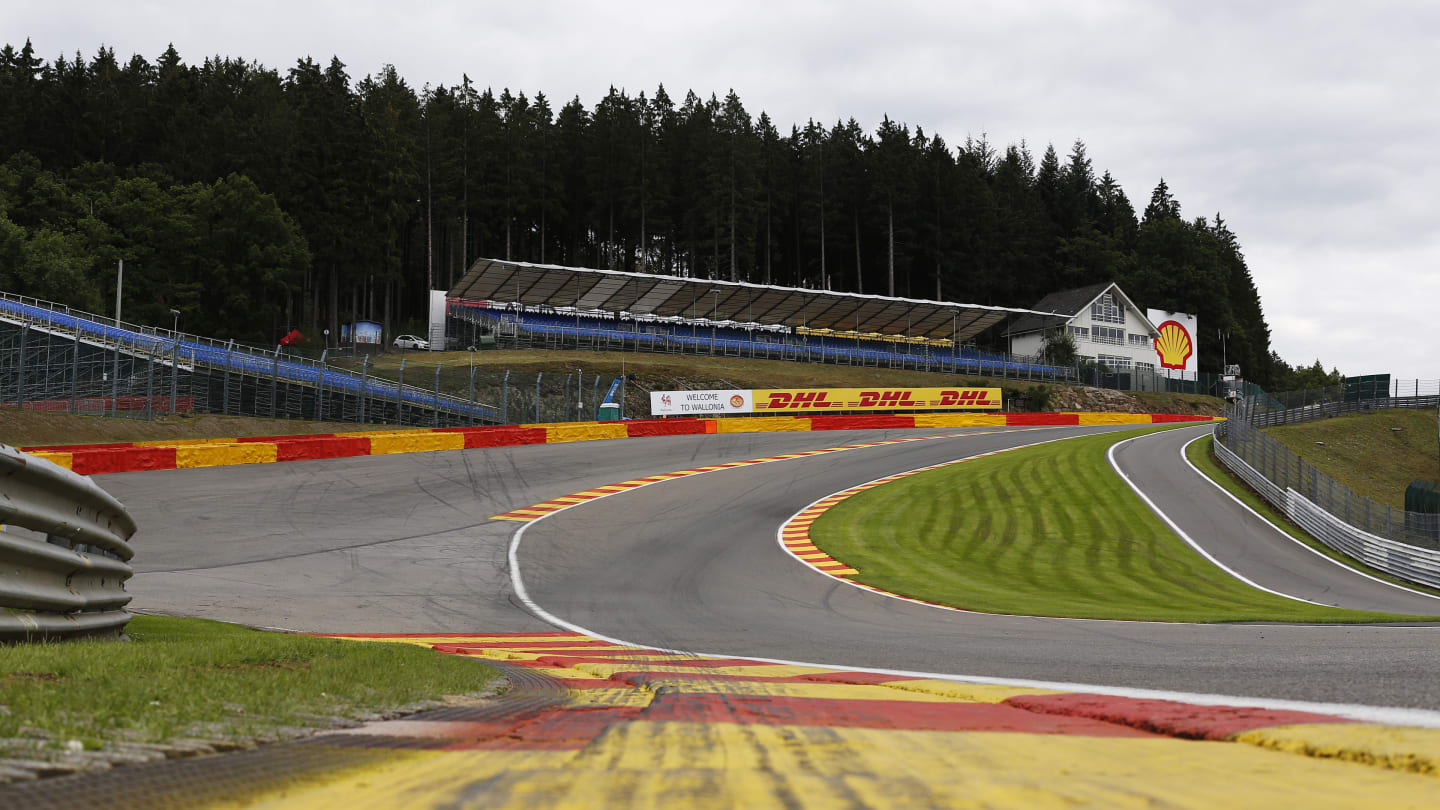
[597,402,621,421]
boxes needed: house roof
[1009,281,1158,336]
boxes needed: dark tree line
[0,40,1280,383]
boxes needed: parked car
[393,334,429,350]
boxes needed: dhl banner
[754,387,1002,412]
[651,387,1002,415]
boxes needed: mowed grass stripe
[810,428,1434,623]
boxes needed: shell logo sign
[1154,320,1194,370]
[1145,309,1199,378]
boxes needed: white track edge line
[506,425,1440,730]
[1180,432,1440,604]
[1107,431,1332,607]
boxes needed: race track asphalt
[101,423,1440,711]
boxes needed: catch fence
[1216,408,1439,554]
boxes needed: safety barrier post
[535,372,542,422]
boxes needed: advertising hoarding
[648,388,1002,415]
[650,390,753,415]
[1145,309,1199,380]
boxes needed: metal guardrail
[0,444,137,641]
[1212,422,1440,588]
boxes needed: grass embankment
[0,410,396,448]
[810,427,1435,622]
[1184,434,1440,598]
[0,616,498,752]
[334,348,1225,418]
[1265,410,1439,509]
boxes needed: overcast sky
[6,1,1436,381]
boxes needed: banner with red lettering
[752,387,1002,412]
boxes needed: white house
[1009,281,1185,376]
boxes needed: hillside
[1265,410,1439,509]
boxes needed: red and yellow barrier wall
[22,412,1221,475]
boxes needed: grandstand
[0,292,496,426]
[448,259,1073,381]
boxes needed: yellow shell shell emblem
[1154,320,1193,370]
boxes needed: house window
[1129,333,1152,347]
[1098,354,1130,370]
[1133,361,1155,373]
[1092,326,1124,346]
[1090,293,1124,324]
[1068,325,1089,340]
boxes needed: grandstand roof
[449,259,1059,341]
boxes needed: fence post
[501,370,509,425]
[535,372,542,422]
[145,348,155,420]
[16,324,27,410]
[169,335,179,415]
[467,361,476,425]
[223,340,233,416]
[269,348,280,418]
[359,355,369,424]
[110,330,121,417]
[563,373,572,422]
[592,375,601,420]
[316,361,326,422]
[433,363,442,428]
[397,358,406,425]
[70,330,79,414]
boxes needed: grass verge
[0,616,498,752]
[810,426,1436,622]
[1185,434,1440,598]
[1264,410,1439,509]
[0,410,397,449]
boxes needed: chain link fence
[1219,399,1439,551]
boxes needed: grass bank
[0,616,498,753]
[0,410,395,448]
[809,427,1434,622]
[1265,410,1439,509]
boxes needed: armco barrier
[1211,425,1440,588]
[0,444,137,641]
[23,412,1221,476]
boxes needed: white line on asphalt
[507,424,1440,731]
[1179,432,1440,603]
[1107,431,1333,607]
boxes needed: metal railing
[0,292,500,428]
[1214,415,1440,564]
[0,444,137,640]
